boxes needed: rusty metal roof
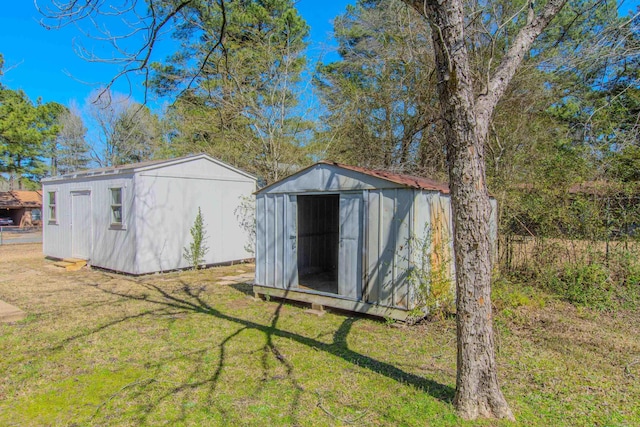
[319,161,450,193]
[0,191,42,208]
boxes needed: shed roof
[0,191,43,209]
[257,161,450,194]
[42,154,256,182]
[321,162,450,193]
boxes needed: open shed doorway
[297,194,339,294]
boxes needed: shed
[42,154,257,274]
[254,162,497,320]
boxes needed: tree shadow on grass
[56,277,455,424]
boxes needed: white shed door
[71,191,92,260]
[338,193,363,299]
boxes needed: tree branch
[178,0,228,99]
[475,0,568,122]
[36,0,226,103]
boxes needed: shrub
[545,262,614,310]
[406,227,455,321]
[183,207,209,270]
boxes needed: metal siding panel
[415,192,431,241]
[275,195,284,288]
[376,190,395,307]
[365,190,380,304]
[284,195,298,288]
[265,195,275,287]
[256,195,266,286]
[393,189,413,308]
[338,193,362,300]
[408,191,432,309]
[361,190,370,300]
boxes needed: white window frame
[48,191,57,224]
[109,187,124,227]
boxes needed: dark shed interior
[297,194,339,294]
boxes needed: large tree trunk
[403,0,567,420]
[421,1,513,420]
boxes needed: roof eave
[42,167,134,182]
[43,153,258,183]
[135,153,258,181]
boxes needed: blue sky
[0,1,354,110]
[1,1,637,112]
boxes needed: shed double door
[288,192,363,299]
[71,190,92,260]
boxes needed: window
[32,209,42,221]
[48,192,57,222]
[110,188,123,225]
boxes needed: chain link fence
[0,226,42,245]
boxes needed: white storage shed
[254,162,497,320]
[42,154,256,274]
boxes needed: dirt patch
[0,299,26,322]
[0,243,43,262]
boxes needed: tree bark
[402,0,567,420]
[418,1,513,420]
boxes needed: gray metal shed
[42,154,256,274]
[254,162,497,320]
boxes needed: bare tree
[84,89,161,167]
[400,0,569,420]
[55,102,91,175]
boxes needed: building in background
[0,190,43,227]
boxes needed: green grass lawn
[1,244,638,426]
